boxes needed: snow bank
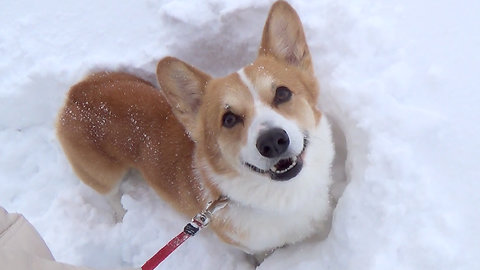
[1,0,479,269]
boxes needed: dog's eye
[222,112,241,128]
[274,86,292,105]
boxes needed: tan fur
[57,72,211,216]
[57,1,330,254]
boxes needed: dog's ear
[156,57,212,133]
[259,1,312,72]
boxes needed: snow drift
[1,0,479,269]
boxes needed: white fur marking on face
[237,68,259,101]
[236,68,305,172]
[241,104,305,171]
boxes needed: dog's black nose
[256,128,290,158]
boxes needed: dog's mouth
[245,138,308,181]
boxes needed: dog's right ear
[156,57,212,133]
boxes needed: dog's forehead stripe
[237,68,259,102]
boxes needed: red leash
[141,196,229,270]
[141,231,190,270]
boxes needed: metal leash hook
[184,195,229,236]
[141,196,229,270]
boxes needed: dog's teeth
[270,156,298,174]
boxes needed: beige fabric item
[0,207,139,270]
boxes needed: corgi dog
[57,1,334,255]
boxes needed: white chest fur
[211,117,334,253]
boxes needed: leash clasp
[205,195,229,216]
[184,196,229,236]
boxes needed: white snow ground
[1,0,479,269]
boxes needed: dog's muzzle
[246,130,308,181]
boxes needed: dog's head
[157,1,323,184]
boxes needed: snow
[1,0,479,269]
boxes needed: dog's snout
[256,128,290,158]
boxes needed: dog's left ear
[259,1,312,72]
